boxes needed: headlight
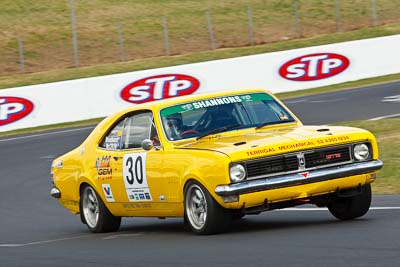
[353,143,370,161]
[230,163,246,182]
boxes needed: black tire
[184,181,231,235]
[80,185,121,233]
[328,184,372,220]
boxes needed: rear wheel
[80,185,121,233]
[184,181,231,235]
[328,184,372,220]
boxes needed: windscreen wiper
[255,120,294,130]
[196,124,241,140]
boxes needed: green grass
[1,0,400,78]
[1,22,400,90]
[334,119,400,194]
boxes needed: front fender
[177,150,232,207]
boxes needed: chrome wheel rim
[82,187,99,229]
[186,184,207,230]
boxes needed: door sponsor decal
[105,136,122,150]
[122,152,152,202]
[102,184,115,202]
[96,156,113,180]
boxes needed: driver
[165,113,184,140]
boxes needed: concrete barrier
[1,34,399,132]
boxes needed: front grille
[244,144,353,179]
[305,146,351,168]
[246,155,298,178]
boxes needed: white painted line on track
[102,233,143,240]
[279,208,328,211]
[1,207,398,247]
[0,126,94,143]
[368,113,400,121]
[284,99,308,104]
[309,98,346,103]
[0,234,94,247]
[285,97,347,104]
[280,207,400,211]
[0,232,144,247]
[369,207,400,210]
[382,95,400,103]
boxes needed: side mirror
[141,139,154,151]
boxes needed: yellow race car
[50,89,383,234]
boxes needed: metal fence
[1,0,399,76]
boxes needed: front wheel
[328,184,372,220]
[80,185,121,233]
[184,181,231,235]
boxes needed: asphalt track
[284,80,400,124]
[0,82,399,266]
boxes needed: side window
[122,112,154,149]
[100,119,125,150]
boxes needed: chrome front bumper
[215,160,383,196]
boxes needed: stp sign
[0,97,34,126]
[279,53,350,81]
[120,74,200,104]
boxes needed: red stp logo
[279,53,350,81]
[0,96,34,126]
[120,74,200,104]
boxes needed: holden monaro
[50,89,383,234]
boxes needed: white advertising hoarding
[0,34,399,132]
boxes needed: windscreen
[160,93,295,141]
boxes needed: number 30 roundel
[122,152,152,202]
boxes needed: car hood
[175,125,373,162]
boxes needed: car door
[113,111,170,216]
